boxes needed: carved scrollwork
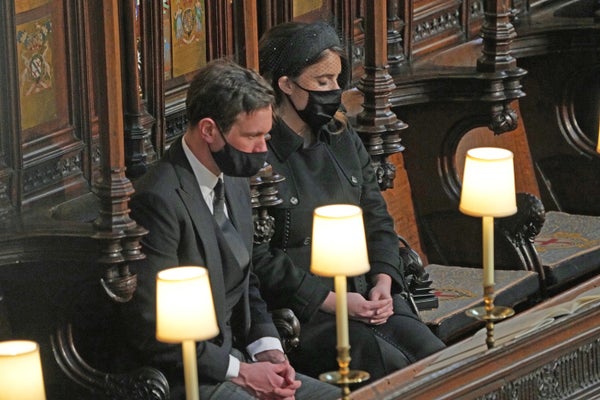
[104,368,170,400]
[52,324,170,400]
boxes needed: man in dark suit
[122,59,338,399]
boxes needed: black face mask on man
[290,81,342,131]
[210,125,267,177]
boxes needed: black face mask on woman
[291,81,342,131]
[211,126,267,177]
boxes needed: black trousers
[288,297,446,385]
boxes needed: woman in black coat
[253,21,445,382]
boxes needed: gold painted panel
[293,0,324,17]
[16,16,57,131]
[164,0,207,79]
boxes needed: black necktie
[213,178,227,227]
[213,179,249,269]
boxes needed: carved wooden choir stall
[0,0,599,399]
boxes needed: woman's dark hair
[185,59,275,133]
[258,21,349,105]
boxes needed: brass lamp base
[466,286,515,349]
[319,369,370,385]
[465,305,515,321]
[319,346,370,400]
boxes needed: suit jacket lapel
[167,139,229,331]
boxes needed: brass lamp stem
[337,346,352,399]
[484,285,496,349]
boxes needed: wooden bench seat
[419,265,540,343]
[534,211,600,291]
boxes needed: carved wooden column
[355,0,406,190]
[91,0,147,303]
[52,2,164,397]
[386,0,406,75]
[477,0,526,134]
[122,0,157,179]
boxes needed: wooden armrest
[271,308,300,354]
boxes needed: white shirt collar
[182,136,223,213]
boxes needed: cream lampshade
[310,204,370,278]
[459,147,517,218]
[156,266,219,342]
[0,340,46,400]
[156,266,219,400]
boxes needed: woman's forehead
[300,50,342,79]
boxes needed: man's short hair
[185,59,275,133]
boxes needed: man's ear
[197,118,219,144]
[278,76,294,95]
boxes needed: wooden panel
[15,1,89,209]
[412,0,465,58]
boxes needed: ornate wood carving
[411,0,464,58]
[478,338,600,399]
[251,164,284,245]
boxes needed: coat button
[303,237,311,246]
[290,196,299,205]
[351,176,358,184]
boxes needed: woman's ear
[278,76,294,95]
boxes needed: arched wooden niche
[558,64,600,158]
[439,101,541,204]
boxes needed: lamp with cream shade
[310,204,370,400]
[0,340,46,400]
[156,266,219,400]
[459,147,518,349]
